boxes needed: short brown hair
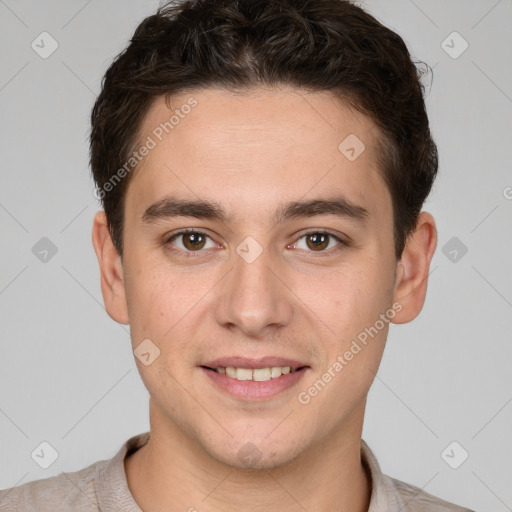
[90,0,438,260]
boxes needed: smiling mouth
[201,365,308,382]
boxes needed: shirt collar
[361,439,395,510]
[96,431,148,511]
[98,433,392,511]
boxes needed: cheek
[125,257,216,362]
[129,278,179,340]
[123,253,176,340]
[303,256,393,338]
[126,269,196,399]
[299,264,393,419]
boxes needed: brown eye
[291,231,345,253]
[305,233,330,251]
[181,232,206,250]
[166,230,216,253]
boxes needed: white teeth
[270,367,282,378]
[216,366,299,382]
[253,368,271,381]
[236,368,253,381]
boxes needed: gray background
[0,1,511,510]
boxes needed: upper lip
[201,357,309,369]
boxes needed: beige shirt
[0,432,474,511]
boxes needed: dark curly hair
[90,0,438,260]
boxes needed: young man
[1,0,475,510]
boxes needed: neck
[125,403,371,512]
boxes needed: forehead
[125,86,391,226]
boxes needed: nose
[214,241,293,338]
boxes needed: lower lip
[201,367,309,401]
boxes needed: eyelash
[164,229,347,258]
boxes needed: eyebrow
[141,195,369,226]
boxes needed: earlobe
[391,212,437,324]
[91,211,130,325]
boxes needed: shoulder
[361,439,475,512]
[0,459,105,511]
[0,433,149,512]
[384,474,476,512]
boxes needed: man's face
[119,86,399,468]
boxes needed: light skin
[92,86,437,512]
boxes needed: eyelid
[294,228,348,243]
[164,227,216,243]
[164,228,348,256]
[290,230,348,253]
[164,228,219,255]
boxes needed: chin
[206,437,304,471]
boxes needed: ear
[91,211,130,325]
[391,211,437,324]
